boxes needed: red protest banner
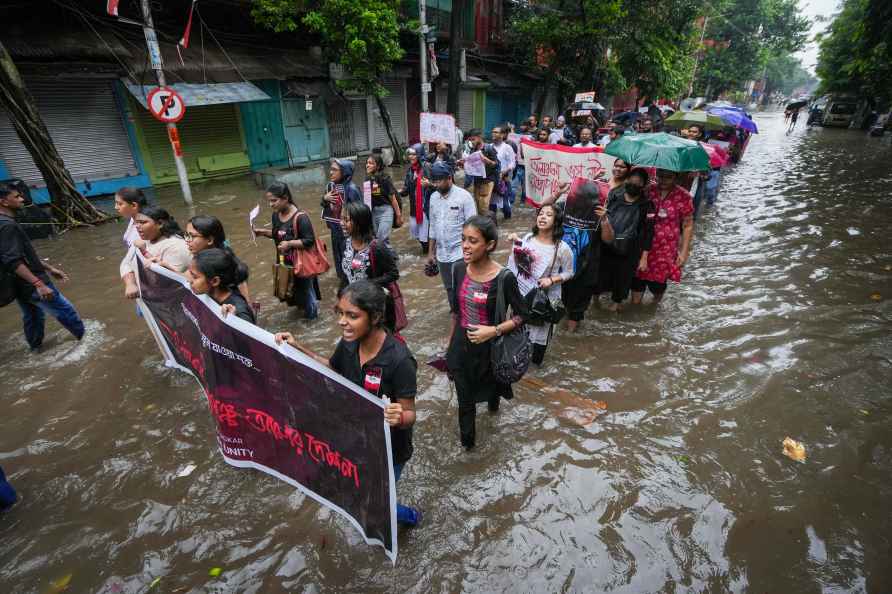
[521,139,615,208]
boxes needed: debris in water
[176,464,197,478]
[782,437,806,462]
[144,404,158,413]
[148,577,162,590]
[869,293,882,301]
[45,574,72,594]
[208,567,222,577]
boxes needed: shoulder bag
[292,211,331,278]
[524,243,566,325]
[369,240,408,332]
[491,269,531,384]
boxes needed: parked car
[822,98,858,127]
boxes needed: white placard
[521,139,615,207]
[574,91,596,102]
[420,112,457,145]
[363,181,373,209]
[463,150,486,178]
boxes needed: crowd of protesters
[0,102,749,523]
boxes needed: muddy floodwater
[2,113,892,593]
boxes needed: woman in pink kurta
[631,169,694,303]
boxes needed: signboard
[420,112,457,145]
[574,91,596,102]
[521,139,615,208]
[134,253,398,561]
[305,100,313,111]
[147,86,186,123]
[143,27,163,70]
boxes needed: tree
[0,40,110,228]
[762,52,814,98]
[252,0,406,162]
[815,0,892,108]
[692,0,810,99]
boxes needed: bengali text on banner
[521,139,615,207]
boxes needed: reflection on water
[2,114,892,593]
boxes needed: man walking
[426,162,477,307]
[0,183,85,351]
[491,125,516,220]
[464,129,500,217]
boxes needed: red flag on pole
[107,0,120,16]
[179,1,197,48]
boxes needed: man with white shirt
[491,125,516,220]
[426,162,477,308]
[573,127,595,147]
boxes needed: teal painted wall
[239,80,289,170]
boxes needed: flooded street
[2,112,891,593]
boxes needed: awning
[124,81,270,109]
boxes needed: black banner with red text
[135,254,397,561]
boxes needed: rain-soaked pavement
[1,113,891,593]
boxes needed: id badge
[658,208,668,218]
[472,291,488,304]
[363,367,382,394]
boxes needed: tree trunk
[0,40,110,228]
[374,95,402,165]
[447,0,463,120]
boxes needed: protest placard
[134,254,398,562]
[248,204,260,244]
[521,139,615,208]
[463,151,486,178]
[420,112,456,145]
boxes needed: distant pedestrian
[254,182,320,319]
[365,155,403,242]
[426,161,477,307]
[323,159,363,288]
[400,144,433,255]
[788,109,799,132]
[491,125,516,219]
[1,183,85,351]
[464,129,500,217]
[188,248,256,324]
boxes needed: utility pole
[446,0,462,117]
[418,0,429,112]
[140,0,193,205]
[687,15,709,99]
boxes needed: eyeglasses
[183,233,206,242]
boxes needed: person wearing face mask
[274,280,422,527]
[426,161,477,307]
[462,129,500,217]
[400,144,433,255]
[323,159,363,288]
[596,169,656,311]
[631,169,694,304]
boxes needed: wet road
[2,113,891,593]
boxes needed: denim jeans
[392,463,420,526]
[372,204,394,241]
[328,223,348,286]
[0,465,16,511]
[15,280,85,349]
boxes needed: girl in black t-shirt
[274,280,421,527]
[365,155,403,241]
[188,248,256,324]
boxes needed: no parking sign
[147,86,186,123]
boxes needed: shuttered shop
[131,100,249,184]
[371,79,407,148]
[436,88,476,130]
[0,78,138,187]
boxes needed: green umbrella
[605,132,710,171]
[663,110,727,131]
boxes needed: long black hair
[463,214,499,254]
[116,187,147,209]
[531,203,565,242]
[338,280,386,329]
[343,201,374,243]
[140,206,183,238]
[266,181,294,204]
[189,214,249,284]
[194,248,242,291]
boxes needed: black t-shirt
[480,143,500,183]
[369,175,397,208]
[0,214,47,281]
[606,187,644,238]
[221,290,256,324]
[271,210,315,264]
[329,334,417,465]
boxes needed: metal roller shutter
[0,77,138,187]
[372,79,406,148]
[458,89,475,132]
[132,101,246,182]
[351,99,369,152]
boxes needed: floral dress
[636,185,694,284]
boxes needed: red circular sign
[147,86,186,123]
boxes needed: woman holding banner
[188,248,256,324]
[122,207,191,300]
[274,280,421,527]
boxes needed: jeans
[328,223,348,286]
[372,204,394,241]
[0,465,16,511]
[392,463,420,526]
[15,280,85,349]
[705,169,721,206]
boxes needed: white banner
[420,112,456,145]
[521,139,615,207]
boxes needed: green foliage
[693,0,810,98]
[763,52,814,96]
[815,0,892,105]
[251,0,306,32]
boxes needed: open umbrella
[786,99,808,111]
[708,107,759,133]
[605,132,710,172]
[663,110,727,131]
[699,141,729,168]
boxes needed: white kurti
[506,234,574,345]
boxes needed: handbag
[291,212,331,278]
[368,240,408,332]
[523,242,566,325]
[490,269,531,384]
[272,256,295,302]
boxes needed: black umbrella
[786,100,808,111]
